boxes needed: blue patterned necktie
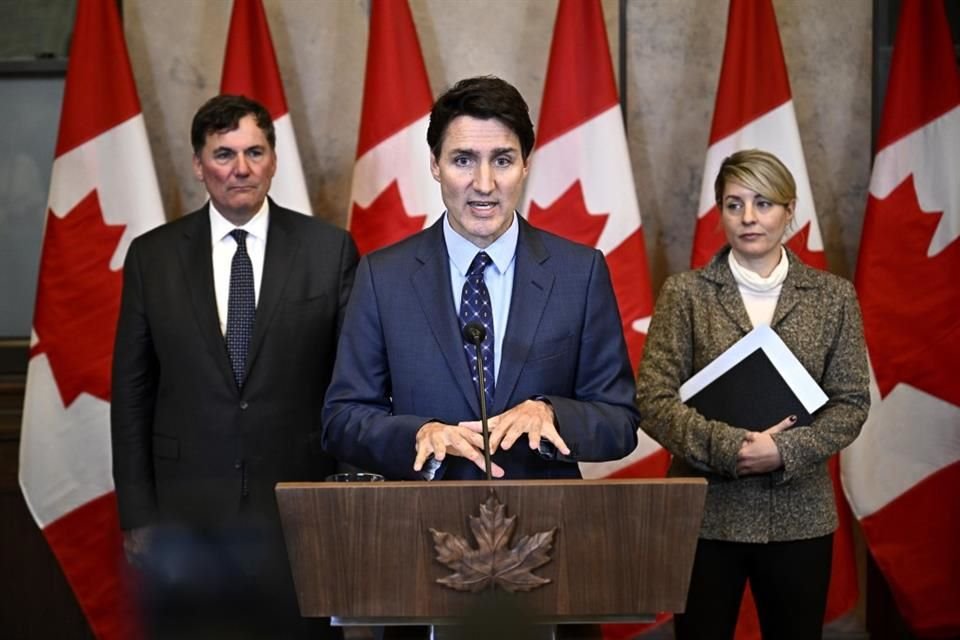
[226,229,255,389]
[460,251,495,410]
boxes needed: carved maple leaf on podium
[430,494,556,593]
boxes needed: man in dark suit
[323,77,639,481]
[111,95,356,638]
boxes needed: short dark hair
[427,76,535,161]
[190,94,275,154]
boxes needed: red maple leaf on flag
[528,181,652,367]
[30,190,126,407]
[351,180,427,255]
[527,181,607,247]
[857,174,960,407]
[784,220,828,269]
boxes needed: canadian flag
[348,0,443,255]
[693,0,825,270]
[17,0,165,638]
[221,0,312,214]
[520,5,663,635]
[521,0,664,482]
[693,1,857,637]
[842,0,960,636]
[522,1,666,471]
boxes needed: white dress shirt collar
[443,211,519,277]
[208,198,270,246]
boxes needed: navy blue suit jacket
[322,216,638,480]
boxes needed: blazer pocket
[152,434,180,460]
[280,294,330,315]
[526,334,573,363]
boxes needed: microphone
[462,321,493,481]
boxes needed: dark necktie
[459,251,495,410]
[226,229,255,388]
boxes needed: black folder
[679,325,827,431]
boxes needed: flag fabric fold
[348,0,442,255]
[18,0,166,637]
[221,0,312,214]
[843,1,960,635]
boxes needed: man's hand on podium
[460,399,570,457]
[414,421,505,477]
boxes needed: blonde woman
[637,149,869,639]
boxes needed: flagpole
[618,0,627,132]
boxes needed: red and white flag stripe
[221,0,312,214]
[18,0,165,637]
[348,0,441,255]
[843,0,960,635]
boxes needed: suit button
[239,401,249,410]
[234,460,242,470]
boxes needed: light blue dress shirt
[442,211,519,384]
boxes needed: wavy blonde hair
[713,149,797,207]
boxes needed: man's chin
[214,196,266,223]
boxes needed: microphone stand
[463,323,493,482]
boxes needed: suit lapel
[717,281,754,335]
[246,203,298,377]
[493,220,554,415]
[771,251,816,328]
[702,250,754,335]
[411,221,481,416]
[178,206,237,391]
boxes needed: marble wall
[124,0,872,290]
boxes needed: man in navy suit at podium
[323,76,639,481]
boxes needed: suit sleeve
[635,276,748,476]
[542,251,640,462]
[335,231,359,338]
[322,256,436,480]
[110,239,160,529]
[307,229,359,457]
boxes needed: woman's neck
[730,246,784,278]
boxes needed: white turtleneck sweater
[728,246,789,327]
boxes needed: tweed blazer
[637,246,870,542]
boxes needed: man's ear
[192,154,204,182]
[430,154,441,183]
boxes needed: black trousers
[674,534,833,640]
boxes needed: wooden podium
[276,479,706,626]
